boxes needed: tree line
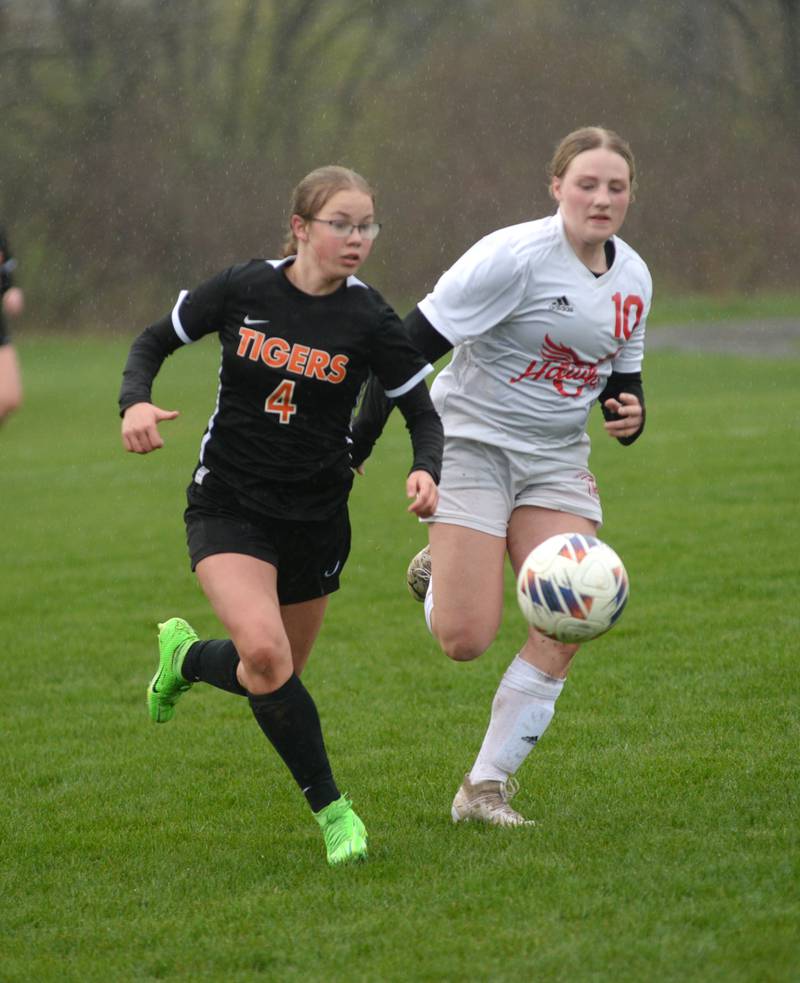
[0,0,797,330]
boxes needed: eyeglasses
[309,218,382,240]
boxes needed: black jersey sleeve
[118,268,232,415]
[395,381,443,483]
[350,306,452,467]
[598,370,645,445]
[118,314,184,414]
[0,227,15,295]
[171,267,231,342]
[404,306,455,363]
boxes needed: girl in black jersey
[119,166,442,867]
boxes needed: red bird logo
[509,334,608,396]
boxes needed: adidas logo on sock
[549,295,574,314]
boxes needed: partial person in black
[0,226,24,423]
[119,166,443,867]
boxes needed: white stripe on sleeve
[384,363,434,399]
[171,290,193,345]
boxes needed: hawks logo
[509,335,615,397]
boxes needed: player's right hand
[121,402,180,454]
[406,469,439,518]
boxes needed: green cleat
[314,795,368,867]
[147,617,198,723]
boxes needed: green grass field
[1,330,798,982]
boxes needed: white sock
[469,654,565,784]
[423,575,434,634]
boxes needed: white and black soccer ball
[516,533,629,644]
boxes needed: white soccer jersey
[420,209,652,455]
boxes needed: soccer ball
[516,532,629,644]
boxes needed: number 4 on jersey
[265,379,297,424]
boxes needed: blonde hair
[547,127,637,200]
[281,165,376,257]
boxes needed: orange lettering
[262,337,290,368]
[304,349,330,380]
[237,327,263,358]
[327,354,349,384]
[287,344,311,374]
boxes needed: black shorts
[184,480,351,605]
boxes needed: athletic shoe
[451,774,535,827]
[314,795,368,866]
[406,545,432,602]
[147,617,198,723]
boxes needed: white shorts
[425,436,603,537]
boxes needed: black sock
[181,639,247,696]
[248,674,340,813]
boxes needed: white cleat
[406,545,432,602]
[451,774,535,827]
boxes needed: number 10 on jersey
[612,293,644,341]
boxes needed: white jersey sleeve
[418,229,530,345]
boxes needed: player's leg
[145,552,286,721]
[169,594,329,702]
[0,343,23,422]
[427,521,507,661]
[196,553,366,864]
[414,436,511,658]
[156,490,283,712]
[195,552,293,692]
[453,507,598,826]
[280,596,329,676]
[425,519,541,826]
[176,500,343,694]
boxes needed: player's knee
[236,631,290,677]
[438,626,493,663]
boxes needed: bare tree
[0,0,469,325]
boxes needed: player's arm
[395,379,443,517]
[350,307,452,468]
[0,231,23,316]
[119,314,184,453]
[599,370,645,445]
[120,269,231,454]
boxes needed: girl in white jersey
[351,127,652,826]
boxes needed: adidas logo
[549,295,574,314]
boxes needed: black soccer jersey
[120,258,434,518]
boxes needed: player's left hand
[406,470,438,518]
[603,392,642,439]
